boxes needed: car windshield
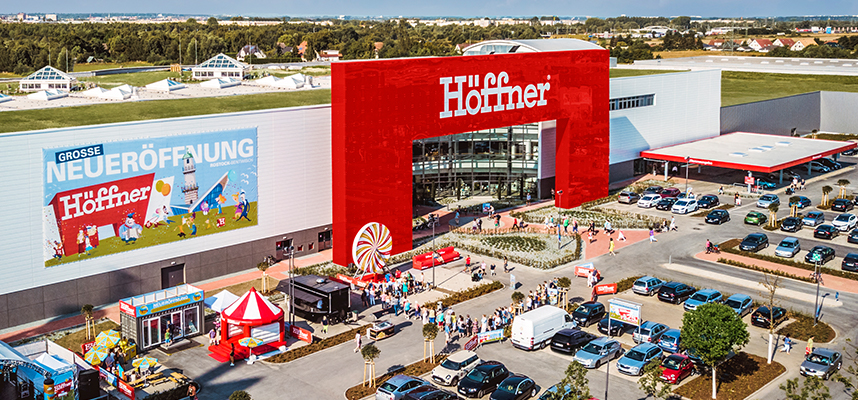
[676,201,689,206]
[581,343,604,354]
[575,305,592,314]
[638,327,651,335]
[497,380,521,394]
[662,357,682,369]
[779,241,797,248]
[625,350,646,361]
[807,354,831,365]
[662,334,678,343]
[466,369,488,383]
[690,293,708,302]
[379,382,400,392]
[808,213,821,218]
[725,299,742,308]
[634,281,647,287]
[440,359,462,370]
[762,195,776,201]
[836,215,851,222]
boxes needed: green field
[73,61,154,72]
[80,70,187,88]
[722,71,858,106]
[609,68,686,78]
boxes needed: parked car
[573,337,623,369]
[633,321,669,344]
[805,245,835,264]
[803,211,826,226]
[655,197,679,210]
[723,294,754,317]
[780,216,803,232]
[432,350,481,386]
[814,224,839,240]
[757,194,780,208]
[632,276,664,296]
[550,328,596,354]
[775,237,801,258]
[511,305,576,350]
[744,211,768,226]
[457,361,510,398]
[571,302,606,327]
[809,161,831,173]
[660,188,681,198]
[849,229,858,244]
[832,213,858,231]
[661,354,695,384]
[638,194,663,208]
[489,374,537,400]
[843,148,858,156]
[404,387,458,400]
[671,199,699,214]
[756,177,777,189]
[617,343,663,376]
[697,195,720,209]
[790,196,812,209]
[750,306,788,329]
[843,253,858,272]
[832,198,854,212]
[705,209,730,225]
[739,233,769,252]
[537,384,572,400]
[683,289,723,312]
[643,186,663,195]
[657,329,682,353]
[598,317,627,337]
[819,158,842,170]
[377,375,430,400]
[657,282,696,304]
[618,191,640,204]
[801,348,843,380]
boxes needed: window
[297,245,303,251]
[609,94,655,111]
[309,242,314,250]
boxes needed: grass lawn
[53,320,121,352]
[609,68,687,78]
[79,70,186,88]
[74,61,153,72]
[0,72,21,78]
[778,312,836,343]
[1,81,20,95]
[722,71,858,106]
[673,352,785,400]
[0,89,331,133]
[653,50,760,59]
[816,133,858,141]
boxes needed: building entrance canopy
[640,132,856,174]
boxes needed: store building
[192,53,250,80]
[119,284,205,351]
[18,66,76,92]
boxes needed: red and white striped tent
[220,287,285,345]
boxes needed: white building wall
[609,70,721,164]
[0,105,332,296]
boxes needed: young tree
[822,185,833,206]
[789,196,802,217]
[257,255,273,294]
[768,203,779,228]
[544,361,591,400]
[81,304,94,340]
[781,376,831,400]
[837,179,851,199]
[557,277,572,309]
[681,303,750,399]
[759,273,782,364]
[422,323,438,363]
[361,344,381,387]
[638,359,673,399]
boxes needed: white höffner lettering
[439,72,550,119]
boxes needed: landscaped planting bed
[719,239,858,282]
[266,325,370,364]
[481,235,547,252]
[344,356,447,400]
[429,232,581,269]
[778,312,835,343]
[673,352,785,400]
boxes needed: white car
[637,194,662,208]
[832,213,858,231]
[431,350,480,386]
[671,199,699,214]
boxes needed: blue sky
[9,0,858,18]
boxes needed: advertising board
[609,299,641,326]
[42,129,258,267]
[477,329,505,345]
[594,283,617,295]
[285,323,313,344]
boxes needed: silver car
[632,276,664,296]
[775,237,800,258]
[756,194,780,208]
[616,343,662,376]
[801,348,842,379]
[573,337,623,369]
[632,321,669,344]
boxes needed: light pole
[604,357,610,400]
[431,217,436,289]
[556,190,563,249]
[685,156,690,195]
[813,255,821,325]
[288,245,295,325]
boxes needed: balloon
[161,184,171,196]
[155,180,164,192]
[228,170,236,183]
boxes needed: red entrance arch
[332,50,610,266]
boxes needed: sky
[7,0,858,18]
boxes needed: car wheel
[451,377,458,386]
[531,388,537,397]
[477,389,484,398]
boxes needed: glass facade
[412,123,539,202]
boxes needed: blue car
[657,329,682,353]
[724,294,754,317]
[376,375,430,400]
[683,289,723,312]
[573,337,623,369]
[616,343,663,376]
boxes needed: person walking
[564,217,570,234]
[322,315,329,334]
[526,193,531,206]
[608,238,616,256]
[490,263,496,276]
[649,228,657,242]
[617,229,626,242]
[354,332,362,353]
[208,328,216,346]
[805,336,814,356]
[572,219,579,234]
[670,216,677,231]
[503,256,509,273]
[465,255,471,271]
[781,335,793,354]
[229,343,235,367]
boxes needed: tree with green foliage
[206,17,219,28]
[681,303,750,399]
[511,291,525,304]
[781,376,831,400]
[361,343,381,387]
[544,361,591,400]
[837,179,850,199]
[229,390,252,400]
[789,196,802,217]
[423,323,438,363]
[822,185,833,206]
[638,359,673,399]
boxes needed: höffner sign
[440,72,551,119]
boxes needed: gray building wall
[720,92,821,136]
[820,92,858,134]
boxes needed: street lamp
[288,245,295,325]
[685,156,690,195]
[556,190,563,250]
[812,253,822,325]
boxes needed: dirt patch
[778,312,835,343]
[266,325,369,364]
[53,320,120,352]
[673,352,785,400]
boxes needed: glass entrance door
[171,312,183,339]
[142,318,160,349]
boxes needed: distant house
[298,41,308,60]
[773,38,796,48]
[18,66,76,92]
[317,50,341,62]
[275,42,293,55]
[237,45,266,61]
[708,39,725,48]
[747,39,773,51]
[455,43,470,54]
[192,53,250,80]
[791,39,817,52]
[374,42,384,58]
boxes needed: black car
[739,233,769,252]
[571,302,606,327]
[751,306,788,329]
[843,253,858,272]
[814,225,839,240]
[705,209,730,225]
[657,282,696,304]
[643,186,664,195]
[780,216,803,232]
[849,229,858,244]
[550,328,597,354]
[457,361,510,398]
[819,158,842,170]
[655,197,679,211]
[844,148,858,156]
[489,374,537,400]
[697,195,720,209]
[405,387,458,400]
[832,198,854,212]
[598,317,627,337]
[790,196,812,209]
[805,245,835,264]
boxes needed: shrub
[481,235,547,252]
[229,390,252,400]
[719,240,858,282]
[424,281,504,309]
[616,275,644,293]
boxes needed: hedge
[266,325,370,364]
[719,239,858,282]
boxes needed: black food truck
[282,275,351,322]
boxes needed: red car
[661,354,694,383]
[660,188,681,198]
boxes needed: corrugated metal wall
[720,92,821,136]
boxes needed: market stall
[119,284,205,351]
[0,340,77,400]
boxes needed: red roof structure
[222,287,284,325]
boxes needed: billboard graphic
[609,299,642,326]
[42,128,258,267]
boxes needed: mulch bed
[265,325,370,364]
[344,357,446,400]
[673,352,785,400]
[778,313,836,343]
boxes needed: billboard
[42,129,258,267]
[609,298,641,326]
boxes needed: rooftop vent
[730,152,747,157]
[776,141,791,147]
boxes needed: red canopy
[222,287,284,325]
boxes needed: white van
[510,305,576,350]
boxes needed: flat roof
[640,132,856,173]
[630,55,858,76]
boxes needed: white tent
[33,353,72,371]
[254,75,281,86]
[285,73,306,89]
[145,78,186,92]
[204,290,239,313]
[102,85,132,100]
[0,94,13,104]
[201,78,241,89]
[255,74,305,89]
[27,90,68,101]
[82,87,109,98]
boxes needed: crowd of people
[358,269,429,316]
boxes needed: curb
[744,364,791,400]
